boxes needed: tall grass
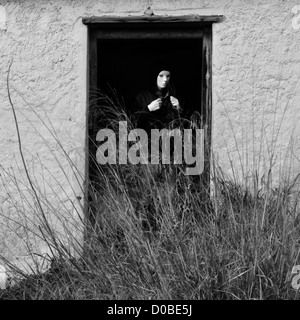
[1,88,300,300]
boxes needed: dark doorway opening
[83,16,219,228]
[97,38,203,117]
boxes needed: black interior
[86,37,209,225]
[97,38,203,118]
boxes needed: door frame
[82,14,223,222]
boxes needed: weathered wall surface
[212,0,300,186]
[0,0,299,271]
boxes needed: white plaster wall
[0,0,299,272]
[212,0,300,187]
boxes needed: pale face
[157,70,171,89]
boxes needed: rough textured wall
[0,0,299,270]
[212,0,300,187]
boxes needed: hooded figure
[134,67,182,133]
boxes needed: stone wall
[0,0,299,270]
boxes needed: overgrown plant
[0,78,300,300]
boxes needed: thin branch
[6,60,60,251]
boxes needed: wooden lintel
[82,14,224,25]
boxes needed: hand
[147,98,162,112]
[170,96,180,110]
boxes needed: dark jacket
[134,85,181,133]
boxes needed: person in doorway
[134,67,185,232]
[134,67,182,134]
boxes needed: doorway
[83,15,217,223]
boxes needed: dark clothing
[133,85,185,233]
[134,85,184,180]
[134,86,181,133]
